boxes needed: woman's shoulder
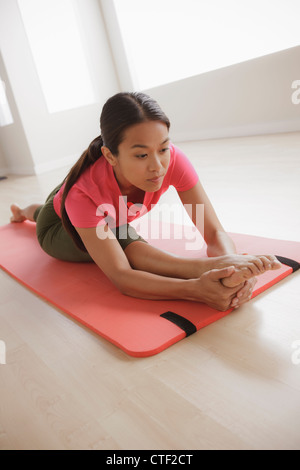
[169,142,187,157]
[166,143,190,172]
[166,142,199,191]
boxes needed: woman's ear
[101,146,117,166]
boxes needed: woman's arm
[76,225,195,300]
[178,181,261,309]
[177,181,237,256]
[75,225,241,310]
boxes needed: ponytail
[60,135,103,251]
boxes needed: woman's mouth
[148,175,164,184]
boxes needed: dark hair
[61,92,170,251]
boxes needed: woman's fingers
[230,278,257,309]
[197,268,245,311]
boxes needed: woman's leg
[124,239,281,287]
[10,193,92,262]
[10,203,42,223]
[124,240,206,279]
[34,199,93,262]
[10,202,281,285]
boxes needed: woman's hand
[230,277,257,309]
[192,266,245,311]
[191,267,259,311]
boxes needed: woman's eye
[136,148,169,158]
[136,154,147,159]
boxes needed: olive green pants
[34,186,147,262]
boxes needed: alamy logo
[96,198,205,251]
[291,340,300,365]
[0,340,6,365]
[291,80,300,105]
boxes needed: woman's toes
[10,204,26,223]
[266,255,282,269]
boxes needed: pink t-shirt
[53,143,199,229]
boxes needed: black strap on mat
[160,311,197,337]
[275,255,300,273]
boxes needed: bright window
[113,0,300,90]
[18,0,96,113]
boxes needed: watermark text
[291,80,300,104]
[0,340,6,365]
[96,199,205,250]
[291,340,300,365]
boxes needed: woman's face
[102,121,170,195]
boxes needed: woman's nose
[148,154,162,172]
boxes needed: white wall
[0,0,120,175]
[0,50,34,174]
[0,0,299,176]
[143,46,300,142]
[0,142,8,175]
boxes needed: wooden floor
[0,132,300,450]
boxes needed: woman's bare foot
[10,203,41,223]
[222,255,282,288]
[10,204,27,222]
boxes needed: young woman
[10,92,281,311]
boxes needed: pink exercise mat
[0,220,299,357]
